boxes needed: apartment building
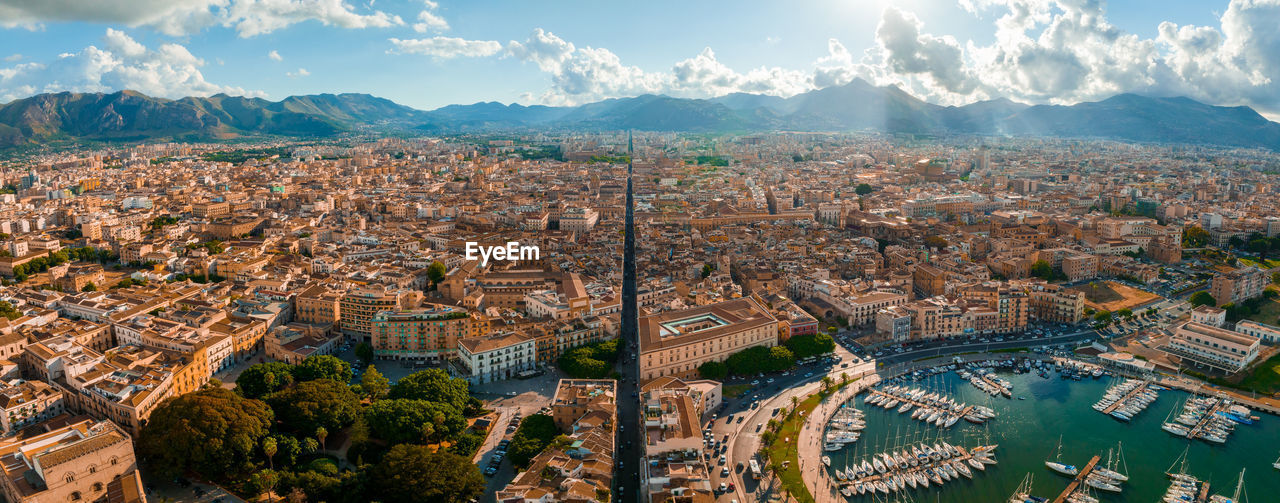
[1025,283,1086,324]
[371,304,488,363]
[1166,321,1261,372]
[0,380,66,435]
[638,297,779,382]
[530,315,611,364]
[339,288,415,341]
[456,331,536,384]
[295,284,343,326]
[1210,267,1268,307]
[875,306,912,342]
[0,418,145,503]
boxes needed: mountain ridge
[2,81,1278,149]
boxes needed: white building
[456,331,536,384]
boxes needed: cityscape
[1,1,1280,503]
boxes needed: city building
[1209,267,1268,307]
[456,331,536,384]
[371,304,488,363]
[638,297,779,382]
[0,418,145,503]
[1165,321,1261,372]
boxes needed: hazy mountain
[3,83,1279,149]
[0,91,424,147]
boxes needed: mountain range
[2,79,1279,149]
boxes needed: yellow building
[639,297,778,382]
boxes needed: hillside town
[0,132,1277,503]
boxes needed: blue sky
[1,0,1278,117]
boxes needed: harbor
[864,384,997,428]
[820,362,1277,503]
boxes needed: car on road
[756,423,763,432]
[766,378,775,384]
[721,467,730,476]
[718,455,727,465]
[736,415,745,423]
[718,483,728,493]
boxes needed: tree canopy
[697,360,728,380]
[506,414,558,468]
[784,333,836,359]
[369,445,484,503]
[855,183,874,195]
[360,365,390,400]
[365,399,466,445]
[293,354,353,383]
[137,388,274,479]
[725,345,794,376]
[235,361,296,399]
[1189,291,1217,308]
[388,368,471,412]
[1182,226,1210,248]
[266,379,362,435]
[556,339,620,379]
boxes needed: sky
[1,0,1279,118]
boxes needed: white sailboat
[1045,436,1079,477]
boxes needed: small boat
[1086,475,1123,492]
[1046,462,1077,476]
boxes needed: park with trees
[136,356,487,502]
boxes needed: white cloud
[0,28,261,102]
[412,0,448,33]
[389,36,503,59]
[0,0,403,37]
[505,29,815,105]
[287,67,309,77]
[268,50,283,61]
[3,54,21,62]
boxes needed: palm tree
[316,426,328,452]
[262,437,277,503]
[840,372,849,386]
[821,376,833,391]
[790,395,799,411]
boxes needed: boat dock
[977,374,1012,397]
[1197,482,1211,502]
[1102,382,1149,414]
[866,388,975,425]
[1186,400,1230,439]
[1050,455,1101,503]
[835,443,997,495]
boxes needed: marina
[864,386,996,428]
[1092,378,1159,421]
[834,441,999,498]
[821,362,1276,503]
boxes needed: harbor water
[824,368,1279,502]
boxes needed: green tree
[506,415,558,468]
[697,360,728,380]
[293,355,353,383]
[1117,308,1133,318]
[1094,310,1112,322]
[1182,226,1210,248]
[355,342,375,364]
[266,379,361,435]
[1030,260,1054,280]
[361,365,390,400]
[855,183,873,195]
[81,282,96,292]
[236,362,296,399]
[136,388,273,479]
[784,333,836,359]
[701,263,715,278]
[0,301,21,321]
[316,426,328,451]
[1189,291,1216,308]
[364,399,466,445]
[389,368,471,412]
[1228,236,1245,250]
[370,445,484,503]
[1249,238,1272,261]
[275,470,365,503]
[427,261,447,288]
[924,235,949,250]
